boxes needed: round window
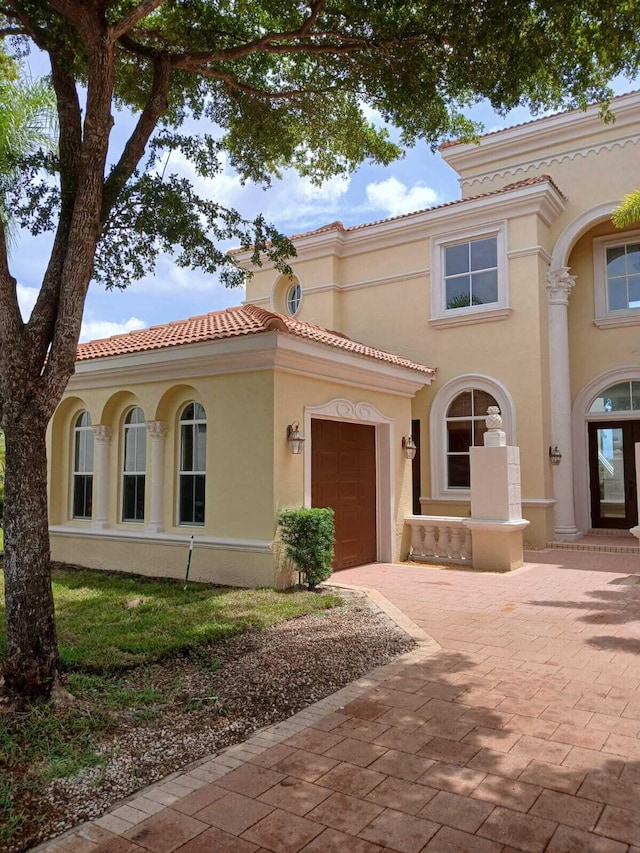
[286,281,302,316]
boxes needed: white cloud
[17,284,39,320]
[80,316,146,343]
[365,177,439,217]
[157,150,351,232]
[359,101,387,128]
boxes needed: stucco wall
[49,369,277,586]
[568,220,640,401]
[272,372,415,563]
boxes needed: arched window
[589,381,640,413]
[73,411,93,518]
[446,389,499,488]
[179,402,206,524]
[122,407,146,521]
[430,376,514,500]
[286,280,302,316]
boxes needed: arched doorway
[574,372,640,531]
[586,381,640,529]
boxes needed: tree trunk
[1,412,58,698]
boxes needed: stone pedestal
[467,409,529,571]
[465,518,530,571]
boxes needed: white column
[92,425,112,530]
[146,421,168,533]
[547,268,580,538]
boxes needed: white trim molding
[67,330,432,399]
[572,366,640,533]
[429,374,516,501]
[303,398,395,563]
[592,228,640,327]
[550,201,620,271]
[49,525,273,553]
[430,220,508,325]
[440,92,640,189]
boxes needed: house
[48,90,640,586]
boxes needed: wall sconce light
[402,435,417,460]
[287,421,305,455]
[549,445,562,466]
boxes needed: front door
[311,419,377,570]
[588,420,640,529]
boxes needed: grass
[0,567,340,670]
[0,565,341,846]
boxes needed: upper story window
[272,273,303,316]
[444,237,498,310]
[179,402,206,525]
[73,411,93,519]
[430,223,509,327]
[606,241,640,311]
[122,407,146,522]
[589,381,640,413]
[593,231,640,328]
[286,281,302,316]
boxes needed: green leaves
[3,0,640,290]
[278,508,335,590]
[612,190,640,229]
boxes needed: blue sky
[10,58,637,342]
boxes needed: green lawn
[0,565,341,846]
[0,567,339,670]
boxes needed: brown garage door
[311,419,377,570]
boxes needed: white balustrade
[405,515,472,564]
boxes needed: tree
[612,190,640,228]
[1,1,640,702]
[0,57,57,244]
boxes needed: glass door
[588,421,640,529]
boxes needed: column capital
[93,424,113,442]
[547,267,576,305]
[146,420,168,439]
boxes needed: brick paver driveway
[44,550,640,853]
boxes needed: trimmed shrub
[278,508,335,590]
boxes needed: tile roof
[76,303,436,376]
[228,175,563,257]
[256,174,563,244]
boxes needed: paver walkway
[39,549,640,853]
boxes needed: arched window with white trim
[589,381,640,414]
[73,411,93,518]
[122,407,146,521]
[430,375,515,500]
[179,402,206,525]
[446,389,499,488]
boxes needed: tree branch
[190,66,310,103]
[40,19,117,412]
[0,218,24,350]
[111,0,166,39]
[101,52,170,221]
[299,0,325,36]
[27,59,82,367]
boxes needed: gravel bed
[21,590,414,852]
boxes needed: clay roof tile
[76,303,435,376]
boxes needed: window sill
[429,307,512,328]
[593,314,640,329]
